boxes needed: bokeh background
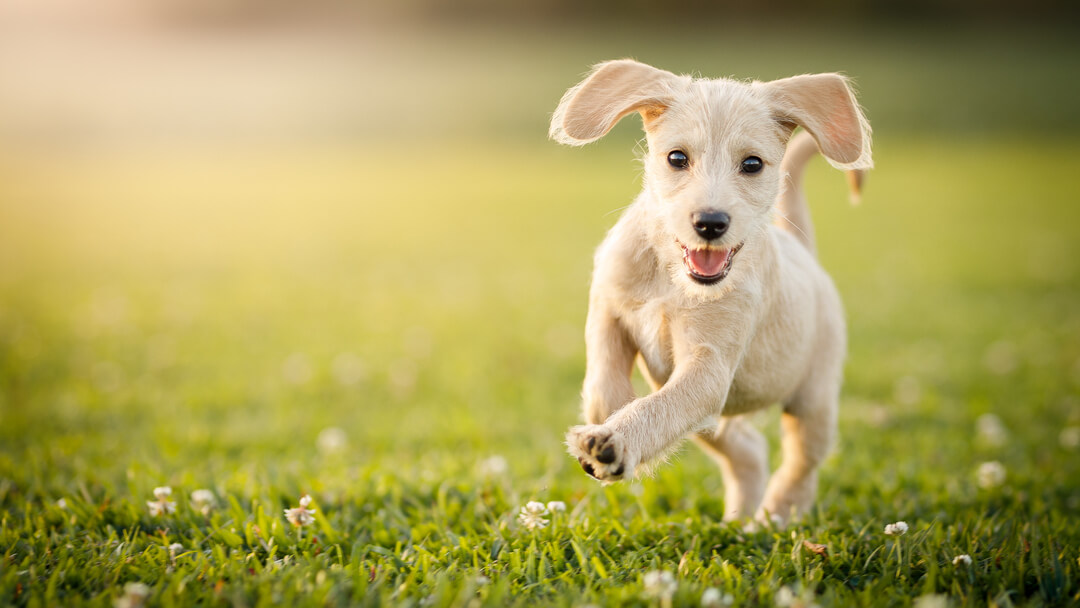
[1,1,1079,603]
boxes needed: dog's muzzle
[679,241,743,285]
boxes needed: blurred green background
[0,2,1079,604]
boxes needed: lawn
[1,22,1079,607]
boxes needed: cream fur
[551,59,872,525]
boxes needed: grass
[2,22,1080,608]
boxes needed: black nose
[692,211,730,241]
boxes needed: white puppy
[550,60,872,524]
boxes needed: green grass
[2,23,1080,608]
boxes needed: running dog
[551,59,872,524]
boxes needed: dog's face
[641,82,789,290]
[550,60,872,295]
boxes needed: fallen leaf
[802,540,828,558]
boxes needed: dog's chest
[624,299,675,385]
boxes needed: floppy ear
[755,73,873,170]
[550,59,687,146]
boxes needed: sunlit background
[1,1,1079,603]
[3,0,1080,471]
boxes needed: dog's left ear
[755,74,873,170]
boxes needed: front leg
[581,306,637,425]
[569,346,734,481]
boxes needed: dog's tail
[775,130,865,256]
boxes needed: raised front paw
[566,425,632,482]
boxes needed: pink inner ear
[823,122,854,156]
[821,91,859,158]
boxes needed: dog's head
[550,59,871,295]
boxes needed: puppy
[551,60,871,524]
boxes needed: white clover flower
[517,501,549,530]
[642,570,677,599]
[478,455,509,477]
[147,501,170,517]
[116,582,150,608]
[977,461,1006,489]
[772,585,820,608]
[1059,426,1080,449]
[147,487,176,517]
[884,521,909,536]
[190,489,215,515]
[952,554,972,566]
[983,341,1018,375]
[701,587,733,607]
[124,582,150,597]
[893,375,922,406]
[168,543,184,557]
[331,352,367,386]
[281,352,313,385]
[546,501,566,512]
[56,498,67,509]
[284,494,316,527]
[975,413,1008,446]
[913,594,949,608]
[316,427,348,454]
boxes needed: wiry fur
[551,59,872,525]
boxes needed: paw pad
[567,425,630,482]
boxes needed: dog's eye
[667,150,689,169]
[741,156,763,174]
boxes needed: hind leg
[756,375,839,526]
[693,417,770,521]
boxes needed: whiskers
[773,208,812,245]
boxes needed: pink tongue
[688,248,731,277]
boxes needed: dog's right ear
[550,60,685,146]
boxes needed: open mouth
[679,241,744,285]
